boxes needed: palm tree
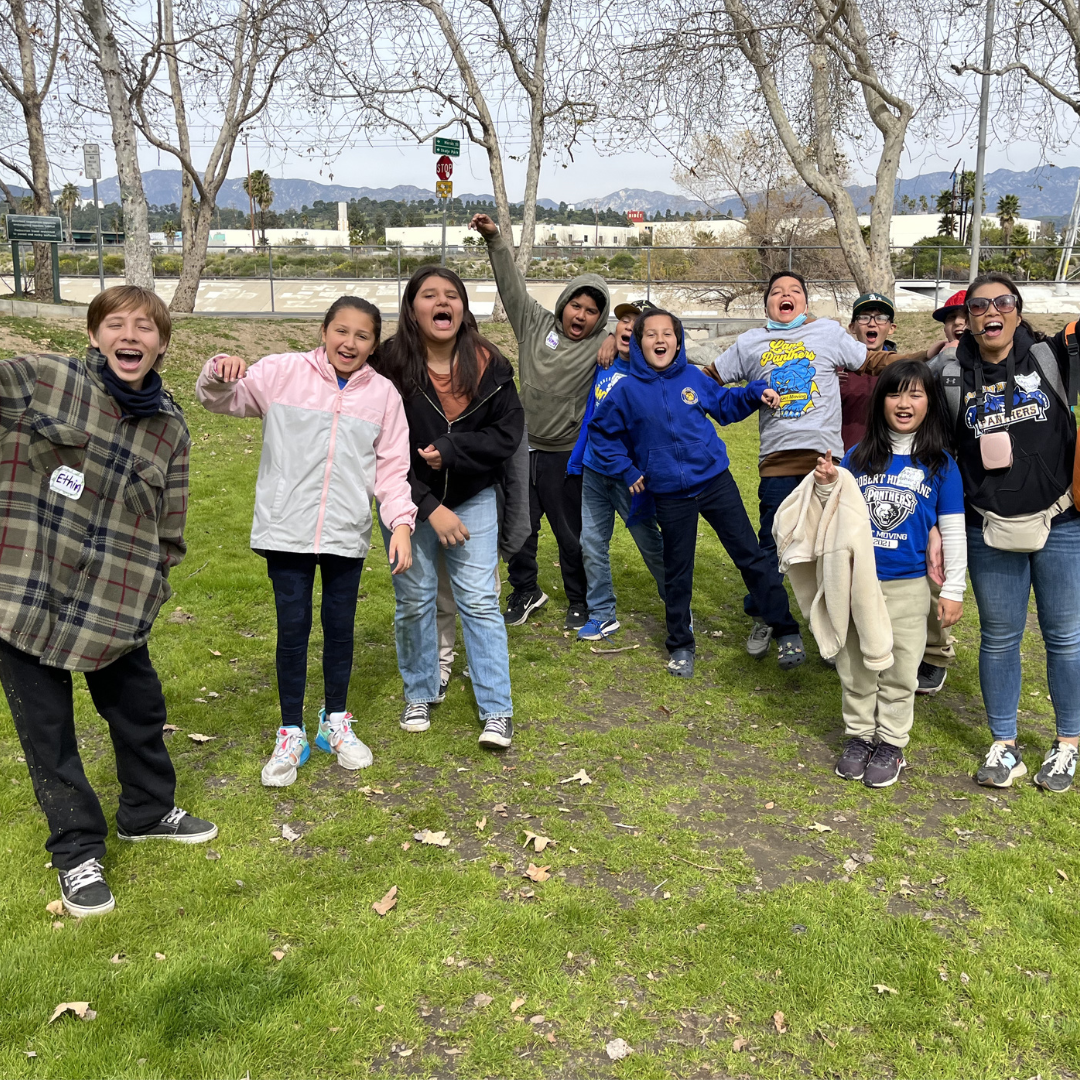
[243,170,273,242]
[58,183,79,242]
[997,194,1021,252]
[163,220,177,250]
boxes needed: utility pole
[244,132,256,252]
[968,0,995,284]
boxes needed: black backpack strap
[1066,321,1079,411]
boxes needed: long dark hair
[377,266,509,399]
[850,361,951,478]
[967,271,1045,342]
[321,295,382,362]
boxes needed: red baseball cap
[933,290,967,322]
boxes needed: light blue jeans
[967,516,1080,741]
[383,486,512,719]
[580,467,666,623]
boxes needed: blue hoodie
[587,330,767,498]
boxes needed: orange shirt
[428,351,489,422]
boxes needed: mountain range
[34,163,1080,219]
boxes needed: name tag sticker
[49,465,85,500]
[545,330,559,350]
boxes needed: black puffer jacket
[402,358,524,521]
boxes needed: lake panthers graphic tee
[840,449,964,581]
[713,320,868,461]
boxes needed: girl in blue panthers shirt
[588,308,803,679]
[816,361,967,788]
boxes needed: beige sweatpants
[836,577,930,749]
[922,577,956,668]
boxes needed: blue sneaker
[316,709,373,770]
[261,725,310,787]
[1034,740,1077,793]
[976,741,1026,788]
[577,617,620,641]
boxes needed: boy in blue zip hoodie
[588,309,803,678]
[568,301,666,640]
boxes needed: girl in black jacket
[377,267,524,748]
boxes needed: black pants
[507,449,588,610]
[653,470,800,654]
[0,637,176,870]
[264,551,365,727]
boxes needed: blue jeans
[967,517,1080,741]
[264,551,365,727]
[580,467,666,623]
[383,486,512,719]
[744,474,804,620]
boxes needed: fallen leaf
[45,899,64,916]
[773,1010,787,1033]
[732,1037,750,1052]
[205,849,220,861]
[375,1004,384,1012]
[52,921,64,930]
[524,863,551,883]
[24,1051,37,1058]
[559,769,592,786]
[397,1048,413,1057]
[960,972,970,985]
[109,953,126,964]
[510,996,526,1013]
[372,885,398,917]
[445,1047,464,1055]
[523,830,554,853]
[872,984,898,995]
[154,952,166,961]
[414,829,451,847]
[401,841,411,851]
[493,802,508,816]
[281,824,301,842]
[546,1032,557,1043]
[1057,868,1069,882]
[209,649,222,656]
[808,822,832,833]
[818,1029,836,1048]
[162,723,180,732]
[187,732,215,743]
[475,816,487,832]
[473,992,493,1008]
[49,1002,93,1023]
[931,875,947,885]
[843,857,860,874]
[271,949,287,961]
[528,1014,545,1025]
[605,1038,634,1061]
[193,698,208,703]
[167,608,195,623]
[764,801,774,809]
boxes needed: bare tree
[612,0,951,294]
[322,0,598,290]
[110,0,328,311]
[0,0,63,297]
[79,0,155,287]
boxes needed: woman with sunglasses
[936,271,1080,791]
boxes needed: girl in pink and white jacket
[196,296,415,787]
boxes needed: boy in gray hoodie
[469,212,612,630]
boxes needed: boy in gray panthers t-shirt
[691,271,933,664]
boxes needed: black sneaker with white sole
[400,701,431,732]
[835,737,874,780]
[117,806,218,843]
[479,715,513,748]
[564,608,588,632]
[976,742,1026,787]
[862,742,907,788]
[58,858,115,917]
[1034,740,1078,793]
[503,589,548,626]
[916,662,947,695]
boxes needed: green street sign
[6,214,64,242]
[433,137,460,157]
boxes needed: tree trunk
[81,0,155,288]
[170,199,214,312]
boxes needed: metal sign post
[436,178,453,266]
[5,214,64,302]
[83,144,105,292]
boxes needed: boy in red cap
[933,290,968,344]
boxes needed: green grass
[1,312,1079,1078]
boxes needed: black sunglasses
[966,293,1018,316]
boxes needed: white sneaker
[400,701,431,732]
[316,710,373,770]
[261,725,310,787]
[746,617,773,658]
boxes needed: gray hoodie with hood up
[485,232,611,453]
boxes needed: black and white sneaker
[117,806,218,844]
[400,701,431,733]
[1034,740,1078,793]
[479,715,513,748]
[503,589,548,626]
[835,737,874,780]
[976,742,1026,787]
[863,742,907,788]
[564,608,588,632]
[916,662,947,695]
[435,678,448,704]
[58,858,115,917]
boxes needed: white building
[200,201,352,249]
[859,212,1044,248]
[385,223,638,247]
[635,219,748,244]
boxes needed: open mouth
[618,332,632,348]
[336,347,357,361]
[983,319,1004,336]
[779,300,794,315]
[114,348,145,371]
[652,343,668,358]
[432,311,454,330]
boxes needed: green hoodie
[485,233,611,452]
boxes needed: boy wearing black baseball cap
[839,293,898,450]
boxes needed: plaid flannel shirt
[0,348,190,671]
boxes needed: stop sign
[435,155,453,180]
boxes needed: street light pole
[968,0,995,284]
[245,133,256,252]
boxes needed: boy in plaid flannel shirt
[0,286,216,917]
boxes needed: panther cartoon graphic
[964,373,1050,435]
[864,485,918,531]
[769,357,819,420]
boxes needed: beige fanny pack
[976,490,1075,553]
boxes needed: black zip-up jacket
[403,359,525,521]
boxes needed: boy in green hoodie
[469,212,612,631]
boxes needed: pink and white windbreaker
[196,347,416,559]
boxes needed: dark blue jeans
[264,551,365,727]
[654,470,799,654]
[744,474,803,620]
